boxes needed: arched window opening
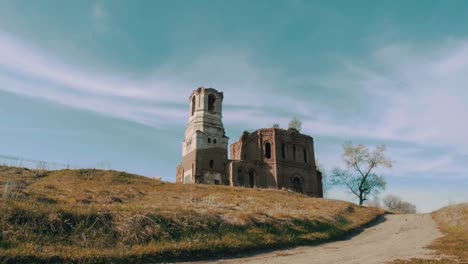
[303,149,308,163]
[209,160,214,169]
[208,94,216,111]
[293,146,297,161]
[265,142,272,159]
[293,176,302,193]
[191,96,196,116]
[248,170,255,188]
[281,143,286,159]
[237,169,244,186]
[213,139,217,144]
[208,138,211,143]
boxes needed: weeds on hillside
[391,203,468,264]
[0,166,385,264]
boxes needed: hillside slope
[431,203,468,262]
[0,166,384,263]
[393,203,468,264]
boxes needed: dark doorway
[248,170,255,188]
[237,169,244,186]
[293,176,302,193]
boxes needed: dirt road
[192,214,442,264]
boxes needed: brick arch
[208,93,216,111]
[291,175,303,193]
[236,168,244,186]
[264,142,272,159]
[248,169,256,188]
[191,96,196,116]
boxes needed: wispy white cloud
[0,34,157,99]
[0,32,196,127]
[0,32,322,127]
[0,74,187,127]
[388,146,467,179]
[1,31,468,183]
[287,40,468,153]
[356,42,468,150]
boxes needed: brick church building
[176,87,323,197]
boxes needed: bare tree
[382,194,400,210]
[382,194,417,213]
[366,197,381,208]
[288,117,302,131]
[331,142,392,205]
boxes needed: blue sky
[0,0,467,212]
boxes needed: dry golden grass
[0,166,384,264]
[391,203,468,264]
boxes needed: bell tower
[176,87,229,185]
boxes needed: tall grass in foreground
[0,166,384,264]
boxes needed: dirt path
[191,214,443,264]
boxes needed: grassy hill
[431,203,468,262]
[0,166,384,264]
[393,203,468,264]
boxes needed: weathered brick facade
[229,128,323,197]
[175,87,229,185]
[176,87,323,198]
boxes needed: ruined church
[176,87,323,197]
